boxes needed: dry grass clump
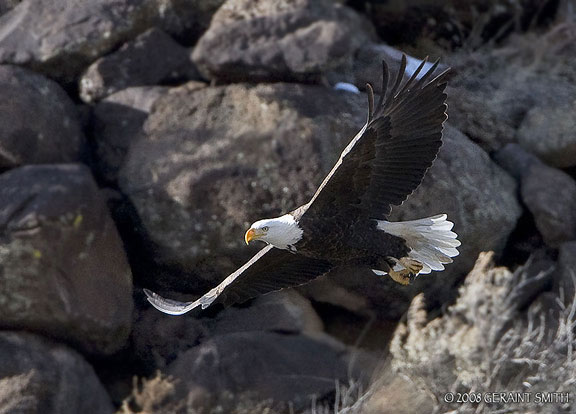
[387,252,575,414]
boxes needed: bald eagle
[145,55,460,315]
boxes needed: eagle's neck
[268,214,303,250]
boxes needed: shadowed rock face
[0,164,133,355]
[0,65,85,170]
[0,0,161,82]
[166,331,349,411]
[119,81,367,290]
[79,28,198,103]
[192,0,374,83]
[0,331,113,414]
[495,144,576,248]
[517,99,576,168]
[91,85,171,184]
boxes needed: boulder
[154,0,225,45]
[0,331,113,414]
[495,144,576,247]
[80,28,198,102]
[517,99,576,168]
[0,164,133,355]
[91,86,171,183]
[119,81,366,290]
[446,59,576,152]
[0,65,85,170]
[521,162,576,247]
[0,0,158,81]
[166,331,350,411]
[191,0,373,82]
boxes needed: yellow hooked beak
[245,228,266,244]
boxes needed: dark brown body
[292,208,410,270]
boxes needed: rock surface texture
[0,0,157,81]
[0,164,133,355]
[0,65,85,170]
[80,28,197,102]
[0,332,113,414]
[192,0,373,82]
[91,85,170,183]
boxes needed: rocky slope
[0,0,574,413]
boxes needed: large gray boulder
[0,331,113,414]
[446,59,576,153]
[0,164,133,355]
[495,144,576,247]
[166,332,350,411]
[80,28,197,102]
[0,0,158,81]
[154,0,225,44]
[0,65,85,170]
[192,0,373,82]
[517,99,576,168]
[119,81,366,290]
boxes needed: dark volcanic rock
[80,28,197,102]
[0,65,85,170]
[167,331,349,411]
[495,144,576,247]
[521,163,576,247]
[119,81,366,290]
[192,0,373,83]
[91,86,171,183]
[0,331,113,414]
[0,164,133,355]
[446,60,576,153]
[154,0,225,44]
[517,99,576,168]
[0,0,158,81]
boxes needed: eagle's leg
[386,257,423,285]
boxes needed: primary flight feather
[145,55,460,315]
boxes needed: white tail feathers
[376,214,460,275]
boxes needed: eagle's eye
[262,226,269,231]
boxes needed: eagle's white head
[245,214,303,250]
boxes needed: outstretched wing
[302,56,449,221]
[144,245,333,315]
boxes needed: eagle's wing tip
[142,288,198,316]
